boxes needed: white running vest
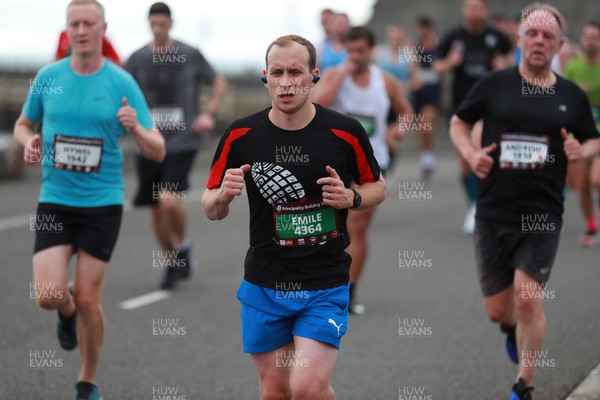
[330,64,391,170]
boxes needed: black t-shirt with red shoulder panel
[207,104,381,290]
[455,66,599,223]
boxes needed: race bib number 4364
[54,135,103,173]
[273,199,340,246]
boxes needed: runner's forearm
[202,188,232,220]
[132,125,165,162]
[432,59,452,75]
[581,138,600,160]
[312,70,345,107]
[354,177,386,210]
[449,115,476,162]
[203,76,227,115]
[13,113,36,148]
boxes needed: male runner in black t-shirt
[434,0,513,234]
[450,5,600,400]
[202,35,386,399]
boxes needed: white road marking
[0,189,206,233]
[119,290,170,310]
[565,362,600,399]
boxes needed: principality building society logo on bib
[250,162,339,247]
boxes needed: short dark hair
[149,2,171,18]
[584,20,600,34]
[265,35,317,71]
[344,26,376,48]
[417,16,434,28]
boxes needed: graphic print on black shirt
[454,67,600,224]
[206,104,381,289]
[436,26,512,109]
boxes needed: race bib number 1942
[54,135,103,173]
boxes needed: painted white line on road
[119,290,170,310]
[0,189,208,233]
[0,214,31,232]
[566,362,600,399]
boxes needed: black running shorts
[133,151,197,207]
[474,217,562,296]
[33,203,123,262]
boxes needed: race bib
[54,135,103,173]
[499,133,550,170]
[273,199,340,246]
[348,113,376,137]
[151,105,185,133]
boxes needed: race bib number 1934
[499,133,550,170]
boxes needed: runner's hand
[317,165,353,209]
[469,143,497,179]
[562,128,582,161]
[192,112,215,134]
[448,46,464,68]
[219,164,250,203]
[117,97,138,132]
[24,134,41,164]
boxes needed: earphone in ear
[261,76,267,84]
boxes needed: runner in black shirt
[450,5,600,400]
[434,0,513,234]
[202,35,385,399]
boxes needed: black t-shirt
[437,25,512,109]
[455,66,600,223]
[207,104,381,290]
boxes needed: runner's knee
[259,385,291,400]
[485,301,511,324]
[73,290,100,311]
[36,288,68,310]
[514,288,543,320]
[159,194,181,212]
[291,378,330,400]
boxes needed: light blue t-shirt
[24,58,154,207]
[319,41,347,72]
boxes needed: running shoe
[421,167,435,184]
[510,378,533,400]
[501,323,518,364]
[159,266,179,290]
[177,246,198,280]
[57,287,77,351]
[462,205,476,235]
[348,301,365,315]
[76,382,102,400]
[579,230,597,248]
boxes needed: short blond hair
[520,3,566,34]
[265,35,317,71]
[67,0,105,23]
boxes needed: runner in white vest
[330,64,392,172]
[314,26,412,314]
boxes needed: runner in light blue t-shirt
[24,57,154,207]
[13,1,165,399]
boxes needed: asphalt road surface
[1,144,599,400]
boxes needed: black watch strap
[351,188,362,209]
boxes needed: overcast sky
[0,0,375,74]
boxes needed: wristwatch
[351,189,362,209]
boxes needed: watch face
[353,189,362,208]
